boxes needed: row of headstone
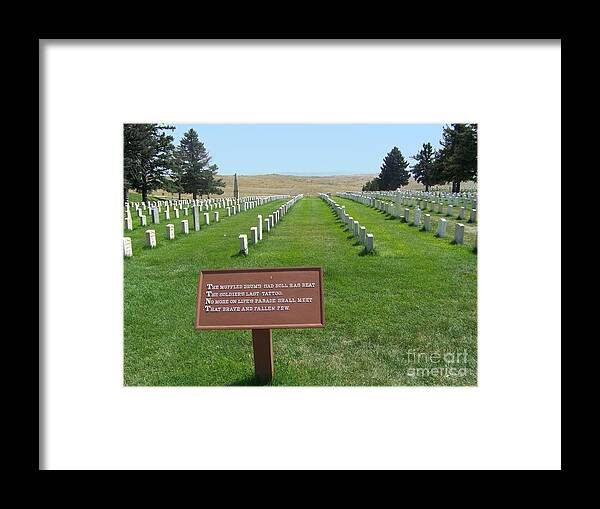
[126,194,288,213]
[319,194,374,252]
[239,195,304,255]
[125,195,291,232]
[336,192,471,246]
[339,191,477,224]
[124,195,295,258]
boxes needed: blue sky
[170,124,445,176]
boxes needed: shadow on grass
[228,375,272,386]
[230,251,247,259]
[358,248,377,257]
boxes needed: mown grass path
[124,196,477,386]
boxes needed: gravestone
[436,218,447,237]
[174,208,180,219]
[265,218,270,232]
[140,215,147,226]
[213,211,219,223]
[181,219,189,234]
[151,208,160,224]
[145,229,157,248]
[123,237,133,257]
[404,208,410,222]
[125,215,132,231]
[459,207,465,220]
[166,223,175,240]
[204,212,210,225]
[454,223,465,244]
[239,234,248,255]
[366,233,374,252]
[469,209,477,223]
[413,208,421,227]
[360,226,366,245]
[193,206,201,231]
[353,220,359,238]
[423,214,431,231]
[250,226,258,244]
[258,214,263,241]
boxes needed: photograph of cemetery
[123,123,478,386]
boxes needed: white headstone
[250,226,258,244]
[366,233,374,253]
[413,208,421,227]
[193,206,201,231]
[469,208,477,223]
[140,215,147,226]
[454,223,465,244]
[123,237,133,257]
[166,223,175,240]
[145,229,156,248]
[436,218,447,237]
[125,215,133,231]
[257,214,263,241]
[239,234,248,255]
[204,212,210,225]
[213,211,219,223]
[360,226,366,245]
[423,214,431,231]
[181,219,189,234]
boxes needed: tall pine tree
[123,124,175,203]
[203,164,225,198]
[168,146,186,200]
[178,129,212,200]
[436,124,478,193]
[377,147,410,190]
[411,142,439,191]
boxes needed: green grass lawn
[362,195,478,248]
[124,196,477,386]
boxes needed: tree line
[124,124,225,203]
[362,124,477,193]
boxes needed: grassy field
[129,174,477,200]
[352,195,478,248]
[124,196,477,386]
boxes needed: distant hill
[144,173,476,200]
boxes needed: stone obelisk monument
[233,173,240,200]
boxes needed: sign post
[195,267,325,384]
[251,328,273,383]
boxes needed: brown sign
[195,267,325,330]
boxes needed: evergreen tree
[362,178,380,191]
[411,142,439,191]
[169,147,186,200]
[436,124,478,193]
[178,129,212,200]
[377,147,410,190]
[124,124,175,203]
[203,164,225,198]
